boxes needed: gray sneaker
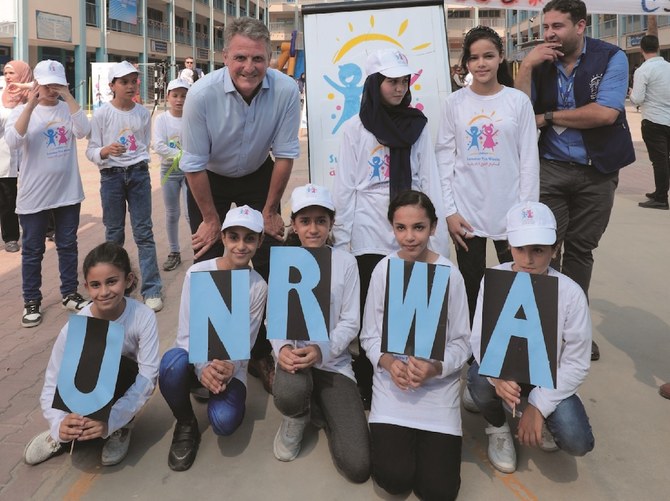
[5,240,19,253]
[485,423,516,473]
[273,415,308,462]
[163,252,182,271]
[540,422,559,452]
[24,430,62,465]
[101,427,131,466]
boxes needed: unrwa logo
[589,73,603,100]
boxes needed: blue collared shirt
[538,39,628,165]
[180,67,301,176]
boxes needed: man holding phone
[515,0,635,362]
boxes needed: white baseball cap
[167,78,191,92]
[365,49,414,78]
[108,60,139,83]
[33,60,68,86]
[221,205,264,233]
[506,201,557,247]
[290,183,335,214]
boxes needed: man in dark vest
[515,0,634,362]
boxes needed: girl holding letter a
[361,191,470,500]
[159,206,268,472]
[271,184,370,483]
[23,242,159,466]
[467,201,594,474]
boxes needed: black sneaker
[62,292,91,311]
[638,199,669,210]
[168,418,200,472]
[22,301,42,328]
[645,192,657,200]
[162,252,182,271]
[591,341,600,361]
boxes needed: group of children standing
[18,24,593,501]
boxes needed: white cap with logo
[108,60,139,83]
[221,205,264,233]
[506,201,557,247]
[167,78,191,92]
[290,183,335,214]
[365,49,414,78]
[33,60,68,86]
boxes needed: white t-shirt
[361,252,471,435]
[40,298,160,442]
[0,103,19,178]
[86,101,151,168]
[5,102,89,214]
[270,247,360,381]
[152,111,183,169]
[435,86,539,239]
[471,263,592,418]
[173,258,268,387]
[333,115,450,258]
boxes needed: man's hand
[522,42,565,69]
[263,211,285,240]
[447,213,475,251]
[192,218,221,259]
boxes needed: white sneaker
[485,423,517,473]
[462,385,480,413]
[540,422,559,452]
[144,296,163,312]
[23,430,62,465]
[101,427,131,466]
[273,415,308,462]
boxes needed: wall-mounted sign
[36,11,72,43]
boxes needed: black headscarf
[358,72,427,200]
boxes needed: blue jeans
[160,166,188,254]
[159,348,246,436]
[99,164,162,299]
[19,204,81,302]
[467,362,594,456]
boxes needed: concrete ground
[0,103,668,500]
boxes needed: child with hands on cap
[5,60,91,327]
[467,201,594,474]
[159,205,268,472]
[86,60,163,312]
[271,184,370,483]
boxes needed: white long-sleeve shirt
[6,102,89,214]
[40,299,160,442]
[151,111,183,169]
[629,56,670,126]
[270,247,360,381]
[471,263,592,418]
[332,115,450,258]
[173,259,268,386]
[86,101,151,168]
[361,252,471,435]
[435,86,539,239]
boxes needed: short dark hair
[387,190,438,225]
[640,35,660,54]
[543,0,587,24]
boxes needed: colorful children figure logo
[44,128,58,147]
[522,208,534,221]
[367,146,390,183]
[323,15,431,136]
[465,110,503,155]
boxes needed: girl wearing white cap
[86,60,163,312]
[467,201,594,474]
[333,48,449,408]
[435,26,539,322]
[159,205,268,472]
[152,78,191,272]
[5,60,91,328]
[271,183,370,483]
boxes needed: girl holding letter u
[271,183,370,483]
[360,191,470,500]
[24,242,159,467]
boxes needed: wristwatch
[544,111,554,124]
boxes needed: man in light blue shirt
[180,17,301,396]
[629,35,670,210]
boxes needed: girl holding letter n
[361,191,470,500]
[271,184,370,483]
[23,242,159,467]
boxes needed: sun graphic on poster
[323,15,431,134]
